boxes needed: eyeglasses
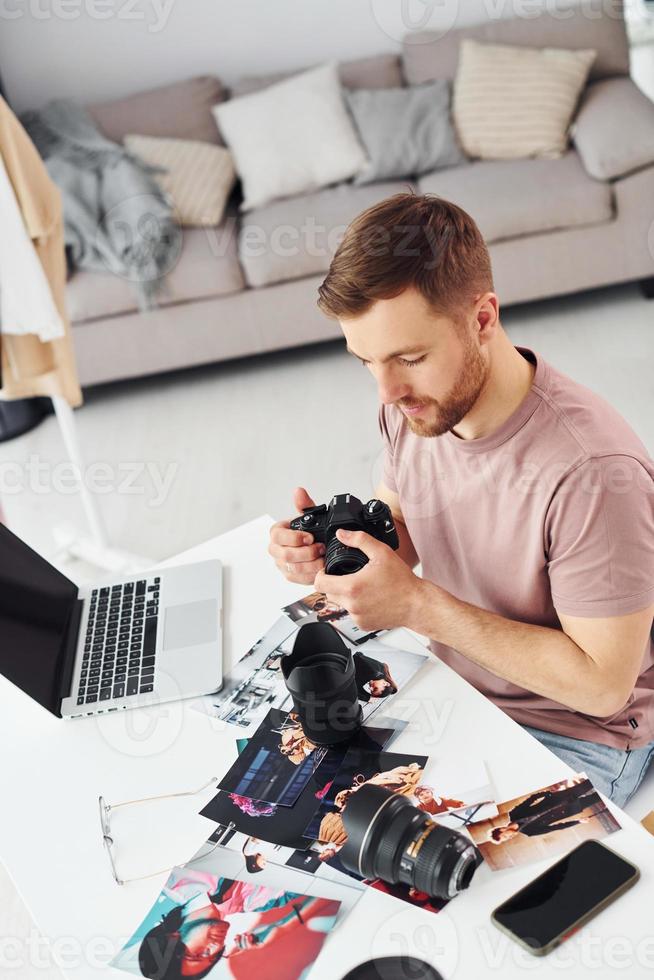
[99,777,220,885]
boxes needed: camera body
[290,494,399,575]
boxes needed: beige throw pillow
[124,135,236,226]
[453,40,596,160]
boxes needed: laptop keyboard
[76,577,160,706]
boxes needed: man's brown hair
[317,192,493,322]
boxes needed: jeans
[522,724,654,809]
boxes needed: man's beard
[399,333,489,438]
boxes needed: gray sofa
[67,5,654,388]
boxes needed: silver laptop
[0,524,223,719]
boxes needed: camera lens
[281,623,363,745]
[340,784,480,900]
[325,536,368,575]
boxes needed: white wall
[0,0,571,111]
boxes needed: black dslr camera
[290,493,399,575]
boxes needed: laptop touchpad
[163,599,218,650]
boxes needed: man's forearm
[408,579,621,717]
[395,519,419,569]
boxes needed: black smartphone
[491,840,639,956]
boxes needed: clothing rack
[50,396,150,573]
[0,76,149,573]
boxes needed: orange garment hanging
[0,94,81,407]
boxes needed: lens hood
[282,623,363,745]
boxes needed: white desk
[2,515,654,980]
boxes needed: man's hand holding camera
[269,487,428,631]
[268,488,326,586]
[314,528,425,632]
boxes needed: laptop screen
[0,524,78,715]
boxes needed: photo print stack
[113,597,624,977]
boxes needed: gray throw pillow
[345,80,464,184]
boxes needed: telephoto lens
[340,783,481,900]
[281,623,363,745]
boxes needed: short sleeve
[378,404,398,493]
[545,455,654,617]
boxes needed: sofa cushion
[124,135,236,226]
[214,63,367,212]
[67,215,243,322]
[572,77,654,180]
[229,53,403,99]
[238,181,416,288]
[87,76,227,146]
[346,80,464,183]
[418,152,613,244]
[452,40,595,160]
[403,6,629,86]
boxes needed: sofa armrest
[572,77,654,180]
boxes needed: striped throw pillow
[124,135,236,226]
[453,40,596,160]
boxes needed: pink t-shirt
[380,348,654,749]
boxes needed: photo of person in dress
[469,775,621,871]
[353,651,398,702]
[303,749,428,845]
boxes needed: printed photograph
[410,758,497,820]
[434,801,499,830]
[303,748,429,844]
[369,879,449,915]
[282,839,450,916]
[193,617,297,729]
[198,824,447,919]
[354,640,429,724]
[218,709,329,808]
[282,591,382,645]
[112,845,354,979]
[468,774,622,871]
[201,722,405,851]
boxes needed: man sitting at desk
[268,192,654,808]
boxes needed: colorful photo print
[282,592,382,645]
[412,758,497,820]
[201,721,407,851]
[112,844,355,979]
[197,827,445,919]
[468,774,621,871]
[193,617,296,729]
[369,879,449,915]
[304,748,429,844]
[218,709,329,808]
[235,833,449,918]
